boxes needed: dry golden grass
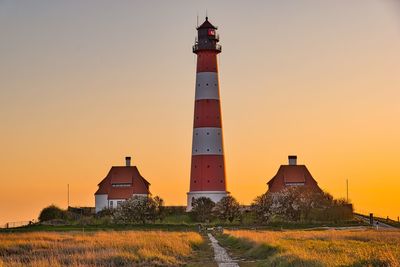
[225,229,400,266]
[0,231,203,266]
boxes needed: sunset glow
[1,1,399,224]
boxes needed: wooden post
[369,213,373,225]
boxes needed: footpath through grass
[216,229,400,267]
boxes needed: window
[285,182,305,186]
[117,201,123,207]
[110,201,114,209]
[112,183,132,187]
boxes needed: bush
[38,205,67,222]
[214,195,242,223]
[190,197,215,222]
[112,195,164,224]
[251,187,353,223]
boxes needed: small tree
[38,205,66,222]
[252,187,353,223]
[251,193,273,223]
[153,196,165,222]
[113,195,164,224]
[191,197,215,222]
[214,195,242,223]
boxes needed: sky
[1,1,399,224]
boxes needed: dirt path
[207,233,239,267]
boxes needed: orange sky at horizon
[1,1,400,224]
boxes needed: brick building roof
[267,158,322,193]
[95,166,150,199]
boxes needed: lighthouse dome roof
[197,17,217,30]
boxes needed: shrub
[251,187,352,223]
[112,195,164,224]
[251,193,274,223]
[214,195,242,223]
[190,197,215,222]
[38,205,67,222]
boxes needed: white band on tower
[195,72,220,100]
[192,127,223,155]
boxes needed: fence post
[369,213,373,225]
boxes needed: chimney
[288,155,297,165]
[125,156,131,167]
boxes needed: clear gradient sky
[1,1,399,224]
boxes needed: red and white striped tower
[187,17,227,210]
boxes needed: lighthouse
[187,17,228,210]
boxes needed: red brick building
[94,157,150,213]
[267,156,322,193]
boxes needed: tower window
[207,132,210,135]
[207,180,210,183]
[206,83,209,86]
[207,149,210,151]
[207,165,210,168]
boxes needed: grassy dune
[221,229,400,266]
[0,231,204,266]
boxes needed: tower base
[186,191,228,211]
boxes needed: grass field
[0,231,213,267]
[219,229,400,266]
